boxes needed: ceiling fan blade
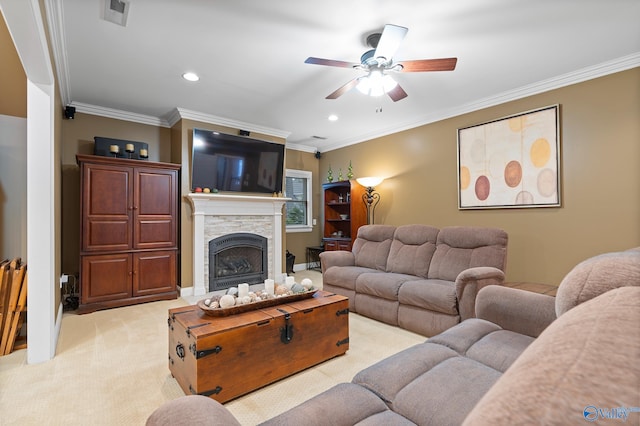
[398,57,458,72]
[305,57,358,68]
[387,84,408,102]
[374,24,408,62]
[326,78,360,99]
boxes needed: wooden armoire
[77,154,180,313]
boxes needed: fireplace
[209,233,268,291]
[186,193,288,296]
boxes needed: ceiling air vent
[104,0,130,27]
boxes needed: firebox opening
[209,233,268,291]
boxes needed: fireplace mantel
[186,193,288,296]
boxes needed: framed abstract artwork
[457,105,561,209]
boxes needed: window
[285,169,312,232]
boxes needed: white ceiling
[46,0,640,152]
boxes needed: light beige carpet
[0,271,425,425]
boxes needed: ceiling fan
[305,24,457,102]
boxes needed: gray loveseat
[147,248,640,426]
[320,224,508,336]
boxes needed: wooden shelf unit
[322,180,366,251]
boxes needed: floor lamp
[356,177,383,224]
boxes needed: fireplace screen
[209,233,268,291]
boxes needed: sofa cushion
[356,272,420,301]
[463,286,640,425]
[464,330,534,373]
[397,279,458,315]
[555,249,640,317]
[259,382,415,426]
[352,225,396,270]
[393,356,502,426]
[353,342,456,407]
[428,226,508,281]
[426,318,533,373]
[323,266,380,291]
[427,318,502,354]
[386,225,439,278]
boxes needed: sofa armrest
[319,250,355,274]
[146,395,241,426]
[455,267,506,321]
[475,285,556,338]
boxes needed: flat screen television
[191,128,285,194]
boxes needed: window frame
[285,169,313,233]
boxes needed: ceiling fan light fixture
[356,70,398,97]
[304,24,456,101]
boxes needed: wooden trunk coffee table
[167,291,349,403]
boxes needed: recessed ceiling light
[328,114,338,121]
[182,72,200,82]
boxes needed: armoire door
[81,253,132,304]
[133,168,178,250]
[81,163,133,252]
[133,250,177,296]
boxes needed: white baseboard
[53,302,63,355]
[292,263,308,272]
[179,285,194,298]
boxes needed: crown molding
[285,143,317,153]
[316,53,640,152]
[44,0,71,105]
[169,108,291,139]
[71,102,170,127]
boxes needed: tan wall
[60,113,172,275]
[0,14,26,118]
[319,68,640,285]
[284,150,323,267]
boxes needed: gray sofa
[320,224,509,336]
[147,248,640,426]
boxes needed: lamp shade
[356,177,384,188]
[356,70,397,97]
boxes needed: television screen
[191,128,285,194]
